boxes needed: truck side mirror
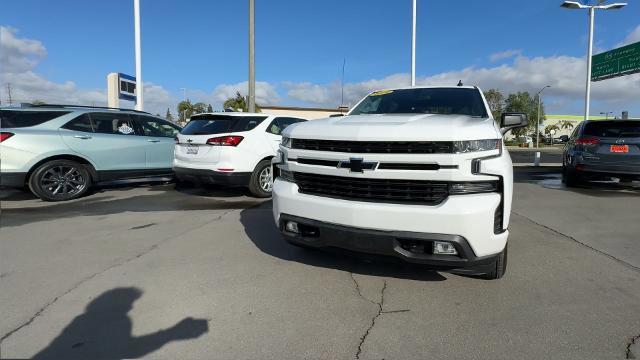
[500,113,528,135]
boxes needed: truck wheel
[480,245,507,280]
[29,159,92,202]
[248,159,273,198]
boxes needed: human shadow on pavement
[240,202,447,282]
[32,287,208,360]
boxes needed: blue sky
[1,0,639,116]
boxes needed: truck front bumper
[272,179,508,263]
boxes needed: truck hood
[284,114,501,141]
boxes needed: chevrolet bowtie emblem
[338,158,378,173]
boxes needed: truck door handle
[74,135,92,139]
[147,139,160,143]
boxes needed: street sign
[591,41,640,82]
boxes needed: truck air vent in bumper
[292,172,450,205]
[291,139,455,154]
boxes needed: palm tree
[223,92,261,112]
[560,120,574,131]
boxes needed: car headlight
[452,139,500,153]
[281,136,292,148]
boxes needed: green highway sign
[591,41,640,82]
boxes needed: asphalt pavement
[1,171,639,360]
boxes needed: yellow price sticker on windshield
[369,90,394,96]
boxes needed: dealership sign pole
[411,0,416,87]
[134,0,144,111]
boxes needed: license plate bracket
[186,145,199,155]
[610,144,629,153]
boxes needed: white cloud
[489,49,522,62]
[0,26,46,73]
[616,24,640,47]
[211,81,280,106]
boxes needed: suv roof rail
[20,103,151,114]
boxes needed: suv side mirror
[500,113,528,135]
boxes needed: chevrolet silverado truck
[271,86,527,279]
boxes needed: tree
[207,104,213,112]
[32,99,46,105]
[504,91,544,137]
[483,89,504,121]
[192,102,208,114]
[165,108,174,122]
[560,120,574,131]
[177,100,193,121]
[544,124,560,134]
[223,91,261,112]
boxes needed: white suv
[174,112,306,197]
[272,86,527,279]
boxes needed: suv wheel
[480,245,507,280]
[562,166,582,187]
[248,159,273,198]
[29,159,92,201]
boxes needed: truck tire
[29,159,92,202]
[248,159,273,198]
[480,245,507,280]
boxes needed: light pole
[536,85,551,148]
[248,0,256,113]
[600,111,613,120]
[561,1,627,121]
[411,0,417,86]
[134,0,143,111]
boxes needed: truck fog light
[285,221,299,234]
[433,241,458,255]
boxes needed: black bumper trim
[0,172,27,188]
[279,214,500,271]
[173,167,251,186]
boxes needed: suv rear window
[181,115,267,135]
[0,110,70,128]
[583,121,640,138]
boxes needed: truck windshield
[349,88,488,117]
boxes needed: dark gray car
[562,119,640,186]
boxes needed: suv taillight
[0,132,14,142]
[206,136,244,146]
[575,137,599,145]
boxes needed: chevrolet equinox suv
[272,86,527,279]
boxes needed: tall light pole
[536,85,551,148]
[248,0,256,113]
[561,1,627,121]
[134,0,143,111]
[411,0,417,86]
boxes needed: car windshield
[583,120,640,138]
[180,115,267,135]
[349,88,488,117]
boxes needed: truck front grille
[291,139,455,154]
[293,172,449,205]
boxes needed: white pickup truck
[271,86,527,279]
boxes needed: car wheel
[29,159,92,202]
[248,159,273,198]
[562,166,581,187]
[480,245,507,280]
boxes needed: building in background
[261,105,348,120]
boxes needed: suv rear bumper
[272,179,508,258]
[173,167,251,186]
[0,172,27,188]
[279,213,501,272]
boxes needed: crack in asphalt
[627,333,640,359]
[0,208,238,344]
[512,211,640,273]
[351,274,387,360]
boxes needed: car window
[0,110,70,128]
[89,113,138,135]
[267,117,304,135]
[583,121,640,138]
[135,115,181,137]
[62,114,94,132]
[181,115,267,135]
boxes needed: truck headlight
[281,136,292,148]
[452,139,500,153]
[449,181,498,194]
